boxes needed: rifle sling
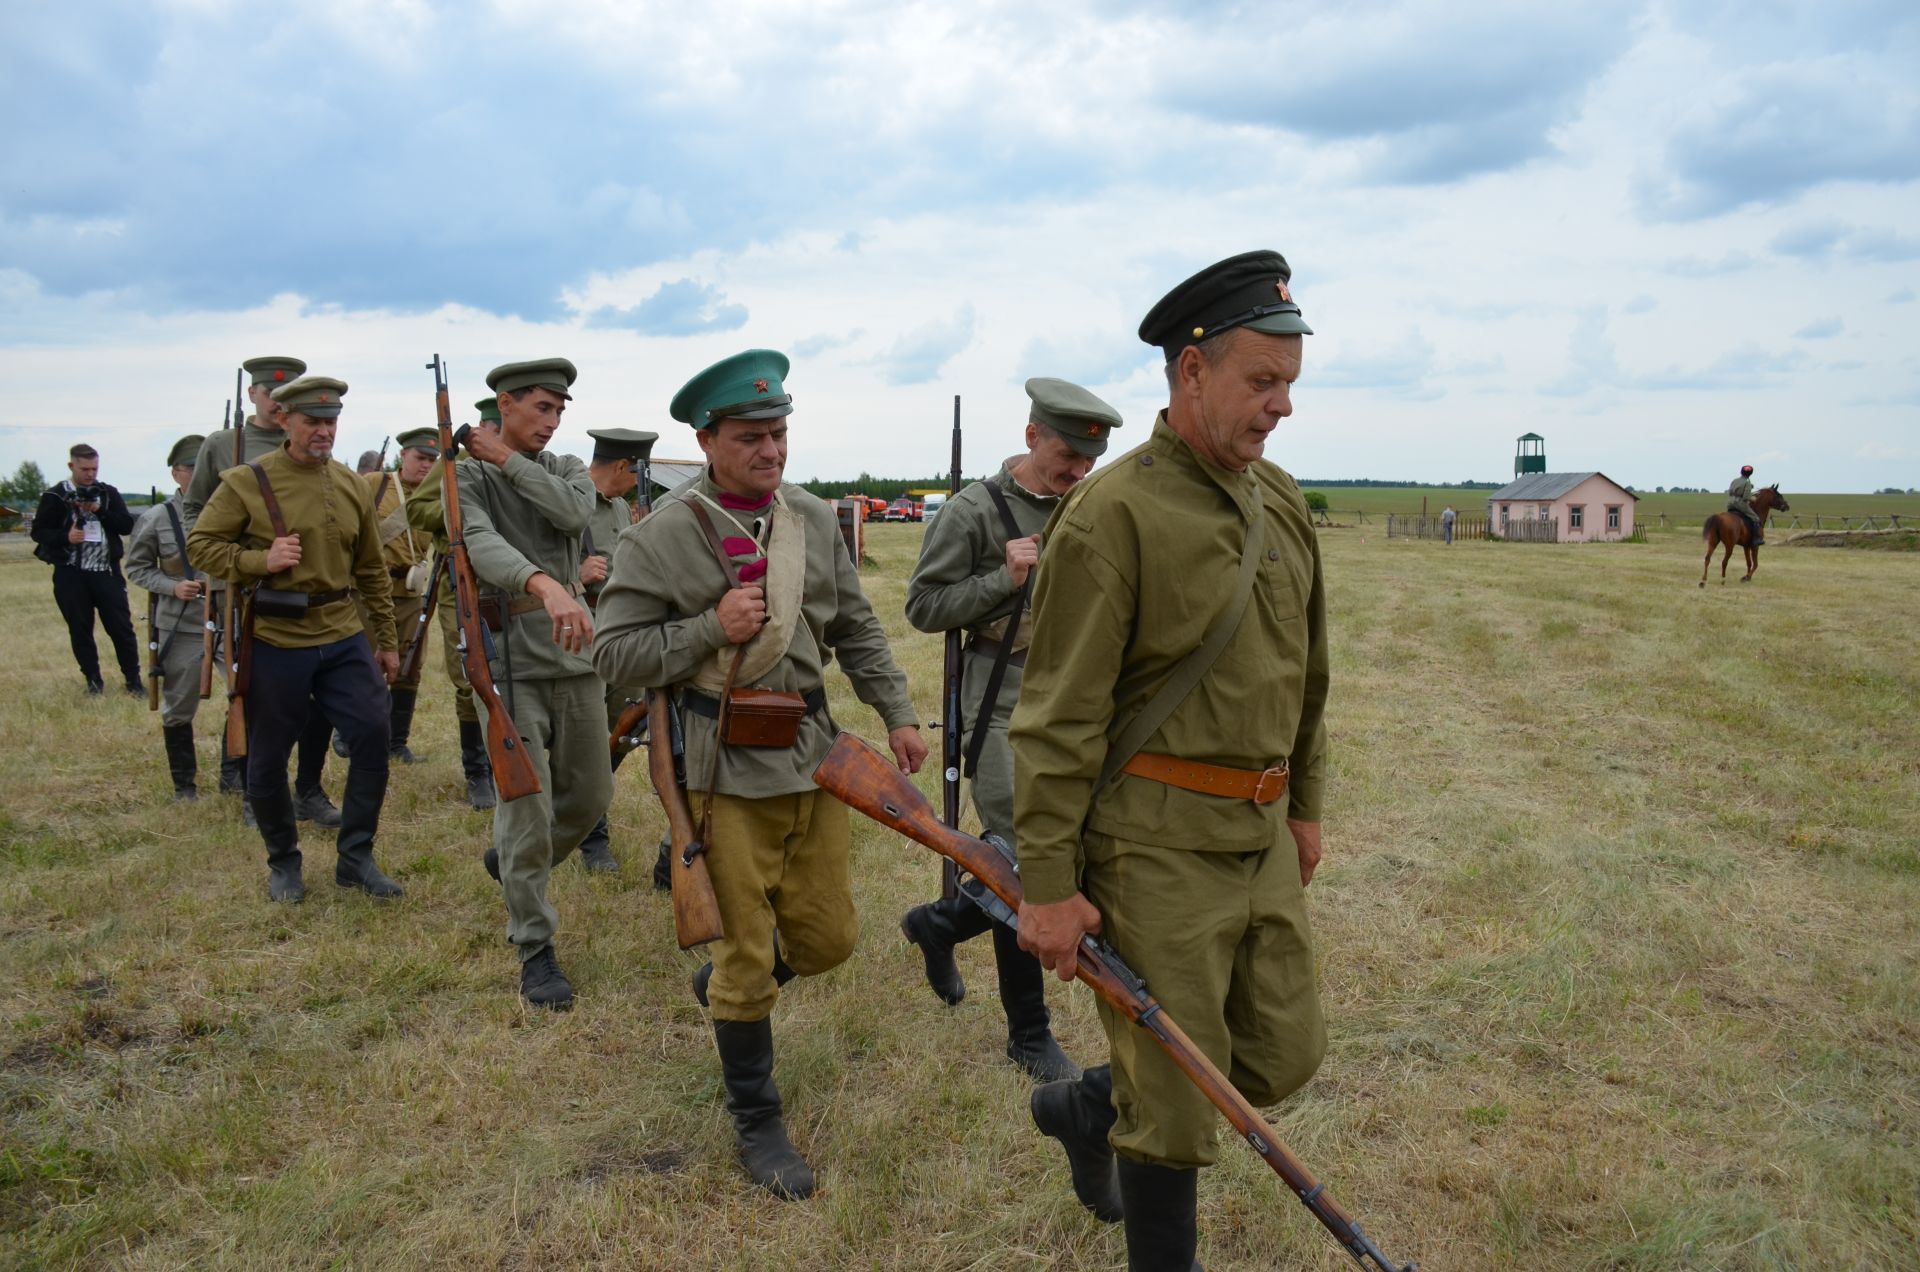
[963,481,1030,778]
[689,501,750,856]
[1094,502,1265,796]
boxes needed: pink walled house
[1485,472,1638,542]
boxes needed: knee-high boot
[713,1017,815,1199]
[899,893,993,1005]
[162,723,198,800]
[1117,1157,1202,1271]
[251,784,303,904]
[1031,1063,1123,1222]
[993,922,1079,1081]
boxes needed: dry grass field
[2,520,1916,1270]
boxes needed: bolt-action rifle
[647,688,724,948]
[198,396,229,701]
[146,594,162,710]
[813,733,1416,1272]
[935,395,963,900]
[427,354,541,802]
[220,369,247,762]
[395,551,444,685]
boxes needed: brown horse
[1700,485,1788,586]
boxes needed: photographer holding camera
[31,443,144,695]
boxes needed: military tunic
[358,471,431,689]
[593,471,917,1020]
[1727,476,1756,517]
[583,489,636,730]
[1010,412,1329,1167]
[456,449,613,960]
[124,493,210,727]
[904,460,1055,843]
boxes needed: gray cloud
[1795,317,1844,339]
[1621,294,1658,315]
[792,328,866,358]
[585,279,747,335]
[1016,334,1154,391]
[1772,221,1920,262]
[1662,251,1757,278]
[1890,287,1917,304]
[1312,330,1440,399]
[871,305,976,386]
[1541,308,1621,398]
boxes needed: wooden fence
[1495,516,1560,543]
[1645,511,1908,531]
[1385,515,1487,541]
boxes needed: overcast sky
[3,0,1915,493]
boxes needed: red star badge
[754,378,769,393]
[1088,424,1102,437]
[1276,279,1291,302]
[274,370,286,381]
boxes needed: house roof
[1487,471,1639,502]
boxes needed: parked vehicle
[921,492,947,523]
[885,498,917,522]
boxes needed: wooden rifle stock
[647,691,724,948]
[609,697,648,761]
[146,595,161,710]
[937,394,963,901]
[428,355,541,803]
[396,552,444,684]
[811,733,1415,1272]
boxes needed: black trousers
[52,565,141,685]
[246,636,390,855]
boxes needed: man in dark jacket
[32,443,143,694]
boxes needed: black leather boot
[459,719,496,810]
[218,752,246,795]
[1117,1157,1202,1271]
[521,944,574,1009]
[994,922,1079,1082]
[652,834,673,891]
[388,689,420,763]
[252,785,303,904]
[694,938,796,1008]
[713,1017,815,1199]
[294,784,342,828]
[333,758,401,898]
[577,815,618,873]
[900,894,991,1006]
[162,723,198,801]
[1031,1064,1123,1222]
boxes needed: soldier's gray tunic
[182,419,289,597]
[903,460,1056,842]
[125,493,209,726]
[457,448,612,960]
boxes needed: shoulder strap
[1094,505,1266,794]
[248,462,291,539]
[162,500,196,580]
[689,501,743,588]
[964,481,1035,777]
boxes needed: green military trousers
[480,672,614,960]
[152,626,206,727]
[1082,829,1326,1168]
[692,789,858,1022]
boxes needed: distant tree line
[798,473,991,501]
[1298,478,1502,489]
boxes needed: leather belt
[965,635,1028,669]
[307,588,353,607]
[682,686,827,719]
[388,567,412,580]
[1120,752,1290,805]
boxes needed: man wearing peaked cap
[188,373,406,905]
[124,433,210,799]
[455,357,608,1009]
[350,427,439,767]
[182,356,344,828]
[897,375,1123,1087]
[1011,251,1330,1268]
[593,348,925,1200]
[570,426,660,876]
[404,396,508,810]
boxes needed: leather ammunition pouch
[683,685,824,748]
[252,587,350,620]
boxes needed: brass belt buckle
[1253,760,1290,805]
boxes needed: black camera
[67,483,105,504]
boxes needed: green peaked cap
[486,358,576,399]
[271,375,348,419]
[242,355,307,387]
[395,428,439,455]
[586,427,658,462]
[669,349,792,429]
[167,434,205,468]
[473,396,502,423]
[1026,377,1123,457]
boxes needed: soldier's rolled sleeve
[502,452,594,534]
[186,483,269,583]
[1009,530,1136,905]
[351,490,398,652]
[904,491,1016,633]
[1286,533,1330,822]
[592,532,729,690]
[825,531,917,729]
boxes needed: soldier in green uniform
[1011,251,1330,1269]
[1727,463,1763,546]
[593,349,926,1200]
[899,377,1122,1084]
[184,355,343,827]
[457,358,610,1009]
[125,433,209,799]
[572,426,658,874]
[405,398,504,809]
[351,428,438,763]
[187,376,404,904]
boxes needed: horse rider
[1727,464,1763,546]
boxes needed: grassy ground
[1303,485,1920,527]
[2,521,1916,1270]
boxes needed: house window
[1607,505,1621,531]
[1500,504,1510,528]
[1569,505,1584,530]
[1539,504,1551,518]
